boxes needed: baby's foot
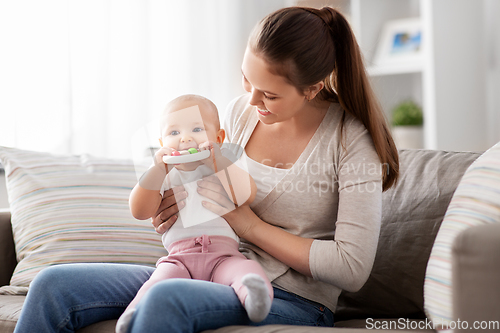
[242,273,272,322]
[115,308,136,333]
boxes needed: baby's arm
[129,181,163,220]
[129,147,172,220]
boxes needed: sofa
[1,147,499,333]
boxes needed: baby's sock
[115,308,136,333]
[242,273,272,322]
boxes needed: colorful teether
[162,148,211,164]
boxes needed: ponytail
[317,7,398,190]
[249,6,399,190]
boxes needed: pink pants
[126,235,273,310]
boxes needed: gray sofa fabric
[452,224,500,332]
[336,149,481,321]
[0,295,22,333]
[1,149,494,333]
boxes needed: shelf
[367,62,423,76]
[296,0,492,151]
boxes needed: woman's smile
[257,107,271,116]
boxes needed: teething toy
[162,148,211,164]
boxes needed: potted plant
[391,100,424,149]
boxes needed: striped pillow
[424,141,500,327]
[0,146,167,293]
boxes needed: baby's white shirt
[160,150,240,249]
[159,148,288,249]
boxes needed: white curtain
[0,0,286,159]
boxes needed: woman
[14,6,398,333]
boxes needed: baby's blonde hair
[164,94,220,129]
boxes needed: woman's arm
[197,175,312,277]
[199,124,384,291]
[199,174,382,291]
[229,205,313,277]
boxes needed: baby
[116,94,273,333]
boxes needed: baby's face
[160,101,221,152]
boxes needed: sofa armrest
[0,209,17,287]
[452,223,500,332]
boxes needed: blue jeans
[14,263,334,333]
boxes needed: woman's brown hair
[248,6,399,191]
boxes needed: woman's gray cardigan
[224,94,382,312]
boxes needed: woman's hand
[197,175,257,238]
[151,185,187,234]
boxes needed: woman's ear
[216,129,226,144]
[305,81,325,100]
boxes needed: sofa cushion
[452,224,500,333]
[0,295,24,333]
[0,146,167,293]
[424,142,500,328]
[335,149,481,321]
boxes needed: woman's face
[241,48,308,125]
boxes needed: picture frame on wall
[373,18,423,68]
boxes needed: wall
[485,0,500,147]
[430,0,487,152]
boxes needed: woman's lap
[14,263,334,333]
[131,279,333,333]
[14,263,155,333]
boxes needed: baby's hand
[154,147,175,169]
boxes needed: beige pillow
[0,146,166,294]
[424,142,500,328]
